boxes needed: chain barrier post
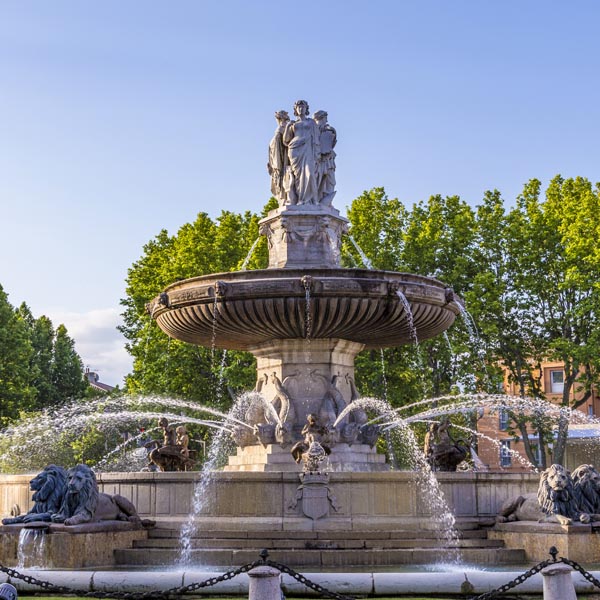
[541,562,577,600]
[247,550,281,600]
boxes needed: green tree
[463,190,552,467]
[402,194,478,293]
[28,312,57,407]
[343,187,408,270]
[52,324,87,400]
[402,193,481,397]
[0,286,35,424]
[507,176,600,464]
[120,207,270,406]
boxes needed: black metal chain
[0,559,263,600]
[560,557,600,591]
[264,558,355,600]
[469,559,551,600]
[470,545,600,600]
[0,551,355,600]
[7,546,600,600]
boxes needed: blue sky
[1,1,599,385]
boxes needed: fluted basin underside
[151,268,460,350]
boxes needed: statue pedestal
[259,205,349,269]
[224,444,388,473]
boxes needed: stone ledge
[489,520,600,562]
[0,527,148,568]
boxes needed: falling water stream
[334,396,460,562]
[177,391,263,566]
[347,235,374,269]
[17,528,46,569]
[210,295,219,363]
[240,237,261,270]
[396,291,419,346]
[456,304,490,383]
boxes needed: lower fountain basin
[150,268,460,350]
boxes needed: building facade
[476,361,600,471]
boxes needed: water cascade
[240,237,262,270]
[347,234,374,269]
[16,527,47,569]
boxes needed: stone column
[251,338,364,429]
[541,563,576,600]
[248,565,281,600]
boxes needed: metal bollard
[541,562,577,600]
[248,564,282,600]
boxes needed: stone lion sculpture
[497,464,587,525]
[572,464,600,520]
[51,464,141,527]
[2,465,68,525]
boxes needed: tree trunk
[538,429,547,469]
[552,413,569,465]
[517,420,539,467]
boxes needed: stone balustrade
[0,471,538,528]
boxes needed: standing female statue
[314,110,337,206]
[282,99,320,205]
[267,110,290,206]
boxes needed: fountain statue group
[144,418,195,472]
[148,97,462,477]
[268,100,337,207]
[2,464,147,529]
[424,416,470,472]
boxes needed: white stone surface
[4,568,600,595]
[282,572,373,595]
[541,563,577,600]
[248,565,281,600]
[373,571,547,595]
[92,571,184,593]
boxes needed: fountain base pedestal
[224,443,389,472]
[0,523,148,569]
[490,521,600,563]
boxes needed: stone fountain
[118,100,532,567]
[0,101,541,571]
[148,99,460,475]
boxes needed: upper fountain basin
[149,268,460,350]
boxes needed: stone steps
[113,523,524,568]
[114,546,526,568]
[134,536,504,550]
[147,528,490,541]
[148,529,487,546]
[224,443,388,473]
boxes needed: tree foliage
[0,286,35,425]
[0,287,88,426]
[506,176,600,464]
[345,178,600,466]
[120,207,273,406]
[122,178,600,467]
